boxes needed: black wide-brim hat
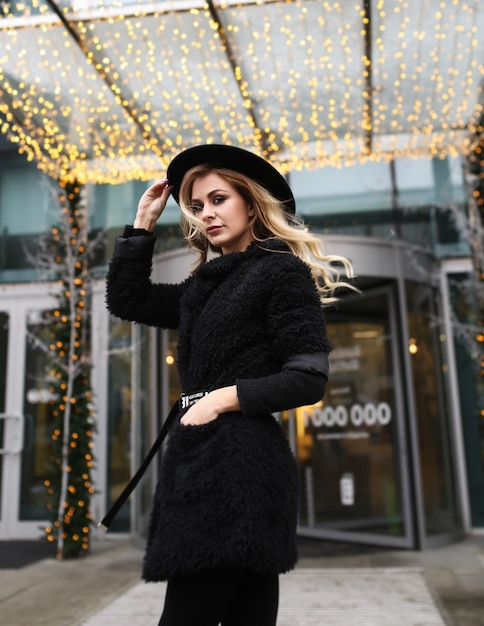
[167,144,296,214]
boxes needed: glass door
[0,289,56,538]
[405,280,461,543]
[286,285,414,548]
[100,314,160,537]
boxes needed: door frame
[439,258,473,535]
[0,283,57,538]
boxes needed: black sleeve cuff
[282,352,329,378]
[113,226,156,260]
[122,225,154,237]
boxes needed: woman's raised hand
[134,179,173,232]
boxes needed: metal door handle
[0,413,24,454]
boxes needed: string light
[0,0,483,183]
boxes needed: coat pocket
[163,414,235,499]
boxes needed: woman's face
[190,172,255,254]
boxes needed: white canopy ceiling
[1,0,483,183]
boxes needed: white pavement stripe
[81,568,445,626]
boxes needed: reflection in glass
[406,282,459,535]
[291,292,405,538]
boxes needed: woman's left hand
[180,386,240,426]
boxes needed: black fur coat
[106,234,331,581]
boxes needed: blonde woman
[106,144,353,626]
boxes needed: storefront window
[290,156,466,255]
[448,272,484,527]
[406,282,460,535]
[0,150,182,284]
[0,153,51,282]
[0,146,468,283]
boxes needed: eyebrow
[190,188,230,203]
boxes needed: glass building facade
[0,136,483,546]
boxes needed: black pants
[158,568,279,626]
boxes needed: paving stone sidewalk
[80,568,446,626]
[1,536,483,626]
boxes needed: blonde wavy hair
[179,165,355,305]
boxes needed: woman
[106,144,353,626]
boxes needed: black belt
[98,391,208,531]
